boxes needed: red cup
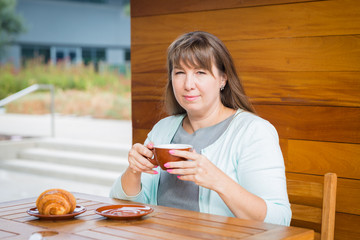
[149,144,192,170]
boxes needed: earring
[220,85,225,91]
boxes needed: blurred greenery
[0,59,131,120]
[123,1,130,16]
[0,0,26,58]
[0,58,131,99]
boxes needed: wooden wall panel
[286,140,360,179]
[131,0,360,238]
[334,213,360,240]
[132,128,150,146]
[131,0,322,17]
[132,72,360,106]
[286,173,360,215]
[336,178,360,215]
[132,36,360,73]
[132,101,166,129]
[254,105,360,143]
[132,0,360,44]
[242,72,360,107]
[132,73,166,101]
[286,173,360,240]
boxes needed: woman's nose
[184,74,196,90]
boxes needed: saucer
[27,205,86,220]
[95,204,153,220]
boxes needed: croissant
[36,189,76,215]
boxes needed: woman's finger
[165,159,197,169]
[129,148,155,169]
[130,165,157,175]
[177,174,194,182]
[166,167,197,175]
[169,149,196,160]
[133,143,154,160]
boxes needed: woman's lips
[184,95,199,101]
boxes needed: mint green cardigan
[110,110,291,226]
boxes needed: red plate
[27,205,86,220]
[95,204,154,220]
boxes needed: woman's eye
[175,71,184,75]
[197,71,206,75]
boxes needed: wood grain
[291,204,322,224]
[280,139,288,162]
[336,177,360,215]
[286,176,323,207]
[132,0,360,43]
[1,194,315,240]
[131,36,360,73]
[285,140,360,179]
[132,128,150,145]
[131,0,323,17]
[286,173,360,215]
[132,100,167,130]
[132,73,167,101]
[321,173,337,240]
[334,212,360,240]
[241,72,360,107]
[132,72,360,107]
[254,104,360,143]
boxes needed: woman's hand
[165,149,267,221]
[165,149,227,191]
[121,142,158,196]
[128,142,158,175]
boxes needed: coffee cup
[149,144,193,170]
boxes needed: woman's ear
[221,73,228,87]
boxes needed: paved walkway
[0,113,132,144]
[0,113,132,203]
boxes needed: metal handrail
[0,84,55,137]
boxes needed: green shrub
[0,59,131,99]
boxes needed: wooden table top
[0,193,314,240]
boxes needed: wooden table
[0,193,314,240]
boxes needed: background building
[3,0,130,69]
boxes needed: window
[51,0,108,4]
[56,51,65,62]
[82,48,106,65]
[54,47,79,64]
[125,49,130,61]
[82,48,106,70]
[21,45,50,65]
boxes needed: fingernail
[177,175,181,179]
[153,170,158,174]
[167,169,172,173]
[149,143,153,147]
[169,150,175,154]
[164,163,169,168]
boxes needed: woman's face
[171,61,227,117]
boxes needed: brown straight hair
[165,31,255,115]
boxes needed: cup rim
[154,144,193,149]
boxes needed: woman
[110,31,291,226]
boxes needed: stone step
[35,138,131,157]
[0,159,122,186]
[18,148,128,171]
